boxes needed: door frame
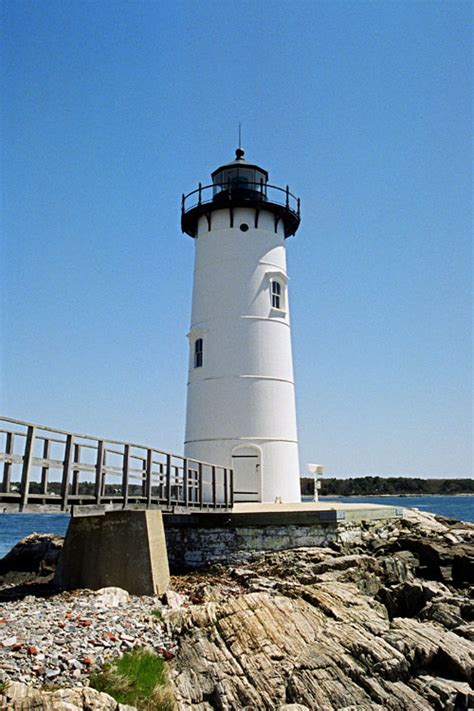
[231,444,263,502]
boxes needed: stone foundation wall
[164,521,365,571]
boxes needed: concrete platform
[234,501,402,517]
[165,500,402,527]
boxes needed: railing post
[166,453,172,507]
[20,426,36,510]
[158,462,164,500]
[60,434,74,511]
[286,185,289,208]
[198,462,203,508]
[101,449,108,497]
[183,458,188,507]
[141,458,147,499]
[224,468,228,508]
[146,449,153,507]
[212,465,216,507]
[181,193,185,214]
[229,468,234,508]
[2,432,14,493]
[122,444,130,508]
[40,439,50,495]
[72,444,80,496]
[94,440,105,505]
[198,182,202,204]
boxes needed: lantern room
[211,148,268,202]
[181,148,301,239]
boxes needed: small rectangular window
[194,338,203,368]
[271,281,281,309]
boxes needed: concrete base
[164,501,402,571]
[55,510,170,595]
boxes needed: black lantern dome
[181,149,300,238]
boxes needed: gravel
[0,587,177,689]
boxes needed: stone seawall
[164,518,369,570]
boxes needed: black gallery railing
[0,417,233,513]
[181,181,301,217]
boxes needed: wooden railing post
[230,468,234,508]
[122,444,130,508]
[223,468,228,508]
[60,434,74,511]
[166,454,172,507]
[212,465,216,507]
[198,462,203,507]
[101,449,108,497]
[145,449,153,507]
[20,426,36,510]
[137,458,145,498]
[41,439,50,495]
[183,458,188,506]
[158,462,164,500]
[2,432,13,493]
[72,444,80,496]
[95,440,105,504]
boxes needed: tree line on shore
[300,476,474,496]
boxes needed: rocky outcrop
[1,509,473,710]
[0,534,63,587]
[166,509,474,710]
[0,678,137,710]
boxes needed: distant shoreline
[317,493,474,498]
[301,476,473,499]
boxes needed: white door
[231,446,261,502]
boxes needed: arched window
[194,338,203,368]
[271,280,282,309]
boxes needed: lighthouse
[181,149,301,503]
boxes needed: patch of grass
[0,680,9,694]
[151,607,163,621]
[90,648,175,711]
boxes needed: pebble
[0,587,177,689]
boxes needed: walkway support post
[55,510,170,595]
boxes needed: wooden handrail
[0,416,233,514]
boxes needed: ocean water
[317,495,474,524]
[0,495,472,558]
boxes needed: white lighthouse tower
[181,149,301,503]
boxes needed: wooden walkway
[0,417,233,515]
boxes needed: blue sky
[1,0,472,478]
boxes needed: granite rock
[1,685,136,710]
[167,509,474,710]
[1,508,473,710]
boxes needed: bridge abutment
[54,510,170,595]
